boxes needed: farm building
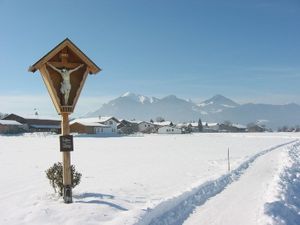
[0,120,24,134]
[2,114,61,133]
[70,122,113,134]
[70,116,119,135]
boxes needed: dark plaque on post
[60,135,74,152]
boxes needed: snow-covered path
[183,142,297,225]
[135,140,298,225]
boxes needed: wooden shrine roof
[28,38,101,74]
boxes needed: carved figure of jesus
[47,62,84,105]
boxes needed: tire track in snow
[134,140,298,225]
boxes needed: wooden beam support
[61,112,72,203]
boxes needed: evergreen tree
[198,118,203,132]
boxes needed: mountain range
[86,92,300,129]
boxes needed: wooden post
[228,147,231,172]
[61,112,72,203]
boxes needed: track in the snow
[135,140,298,225]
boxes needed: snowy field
[0,133,299,225]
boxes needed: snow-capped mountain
[121,92,159,104]
[86,92,300,129]
[198,94,239,113]
[87,92,201,121]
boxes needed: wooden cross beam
[49,61,82,69]
[48,50,82,69]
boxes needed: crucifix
[45,49,85,203]
[29,38,101,204]
[46,50,84,106]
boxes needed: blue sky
[0,0,299,116]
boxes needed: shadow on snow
[73,192,128,211]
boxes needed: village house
[2,114,61,133]
[117,120,156,134]
[176,123,193,133]
[70,116,119,135]
[203,122,220,132]
[158,126,182,134]
[0,120,24,134]
[247,124,266,132]
[153,121,174,131]
[69,121,112,134]
[137,121,156,133]
[153,121,173,127]
[218,123,247,132]
[231,123,247,132]
[185,122,202,132]
[177,122,220,133]
[117,119,138,134]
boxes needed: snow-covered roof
[0,120,22,126]
[72,121,109,127]
[70,116,118,125]
[118,119,148,125]
[154,121,173,126]
[232,123,247,129]
[128,120,143,124]
[176,123,186,128]
[3,113,61,121]
[118,119,134,124]
[17,114,60,121]
[137,121,154,125]
[207,123,219,127]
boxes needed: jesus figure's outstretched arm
[69,64,84,74]
[46,62,62,73]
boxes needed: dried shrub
[45,162,82,196]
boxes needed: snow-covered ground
[183,141,297,225]
[0,133,299,225]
